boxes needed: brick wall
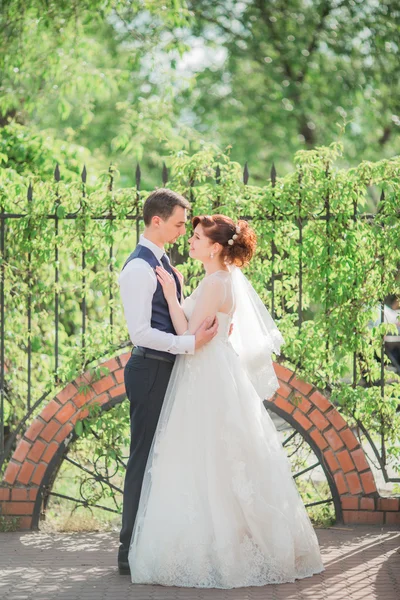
[0,355,399,529]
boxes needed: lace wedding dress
[129,270,324,588]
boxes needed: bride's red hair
[192,214,257,267]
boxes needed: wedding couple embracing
[117,188,324,589]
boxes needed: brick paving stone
[0,526,399,600]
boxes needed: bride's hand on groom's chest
[155,265,178,301]
[171,266,184,287]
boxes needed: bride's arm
[156,267,225,336]
[187,277,225,335]
[166,297,189,335]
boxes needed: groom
[117,188,219,574]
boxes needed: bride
[128,214,324,588]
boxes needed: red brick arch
[0,354,399,529]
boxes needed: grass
[44,454,123,532]
[0,514,20,532]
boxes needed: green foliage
[0,1,195,186]
[3,1,400,187]
[0,512,19,532]
[2,0,399,520]
[0,122,92,178]
[183,0,400,173]
[2,142,399,480]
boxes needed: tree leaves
[1,134,399,474]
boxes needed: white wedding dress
[129,270,324,588]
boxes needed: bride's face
[188,224,217,261]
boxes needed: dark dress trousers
[119,245,182,560]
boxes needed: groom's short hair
[143,188,191,225]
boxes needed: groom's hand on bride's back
[195,316,218,349]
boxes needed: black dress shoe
[118,559,131,576]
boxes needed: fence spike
[54,164,61,182]
[27,182,33,202]
[271,162,277,187]
[81,165,87,184]
[162,162,168,185]
[215,165,221,185]
[243,162,249,185]
[108,163,114,192]
[136,163,141,190]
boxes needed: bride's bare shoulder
[201,271,229,287]
[191,270,230,296]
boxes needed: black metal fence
[0,159,399,485]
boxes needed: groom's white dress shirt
[119,235,195,355]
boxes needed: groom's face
[159,206,188,245]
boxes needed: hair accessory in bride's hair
[227,224,241,246]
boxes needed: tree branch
[378,125,392,146]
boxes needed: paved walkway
[0,526,399,599]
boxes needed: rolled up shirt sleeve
[119,260,195,355]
